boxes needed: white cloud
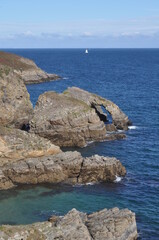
[82,32,93,37]
[23,30,35,37]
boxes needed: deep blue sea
[0,49,159,239]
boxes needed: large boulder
[0,151,126,190]
[30,91,107,147]
[0,208,138,240]
[0,51,60,84]
[0,65,33,128]
[64,87,132,130]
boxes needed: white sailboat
[85,49,88,54]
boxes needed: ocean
[0,49,158,239]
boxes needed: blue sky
[0,0,159,48]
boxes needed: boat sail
[85,49,88,54]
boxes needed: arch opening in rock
[91,103,113,124]
[21,123,30,132]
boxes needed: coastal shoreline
[0,51,138,239]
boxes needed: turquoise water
[0,49,159,240]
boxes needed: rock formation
[64,87,132,130]
[30,90,126,147]
[0,150,126,190]
[0,51,60,84]
[0,126,61,167]
[0,208,138,240]
[0,66,33,128]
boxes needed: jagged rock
[0,208,138,240]
[86,208,138,240]
[0,151,126,190]
[30,91,107,147]
[0,51,60,84]
[0,126,61,167]
[64,87,132,130]
[0,65,33,128]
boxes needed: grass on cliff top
[0,51,34,71]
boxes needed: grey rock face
[86,208,138,240]
[0,208,138,240]
[64,87,131,130]
[0,151,126,190]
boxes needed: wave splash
[128,126,138,130]
[114,176,122,183]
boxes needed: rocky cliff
[0,51,60,84]
[30,90,127,147]
[0,208,138,240]
[0,66,33,128]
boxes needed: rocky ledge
[30,88,128,147]
[0,126,61,167]
[0,51,60,84]
[0,208,138,240]
[0,150,126,190]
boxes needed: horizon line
[0,47,159,50]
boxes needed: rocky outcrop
[0,208,138,240]
[0,51,60,84]
[0,66,33,128]
[0,126,61,167]
[30,91,126,147]
[30,91,107,147]
[0,151,126,190]
[64,87,132,130]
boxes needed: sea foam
[128,126,137,130]
[114,176,122,183]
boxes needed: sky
[0,0,159,48]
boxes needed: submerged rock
[0,208,138,240]
[0,151,126,190]
[30,90,126,147]
[0,51,60,84]
[0,66,33,128]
